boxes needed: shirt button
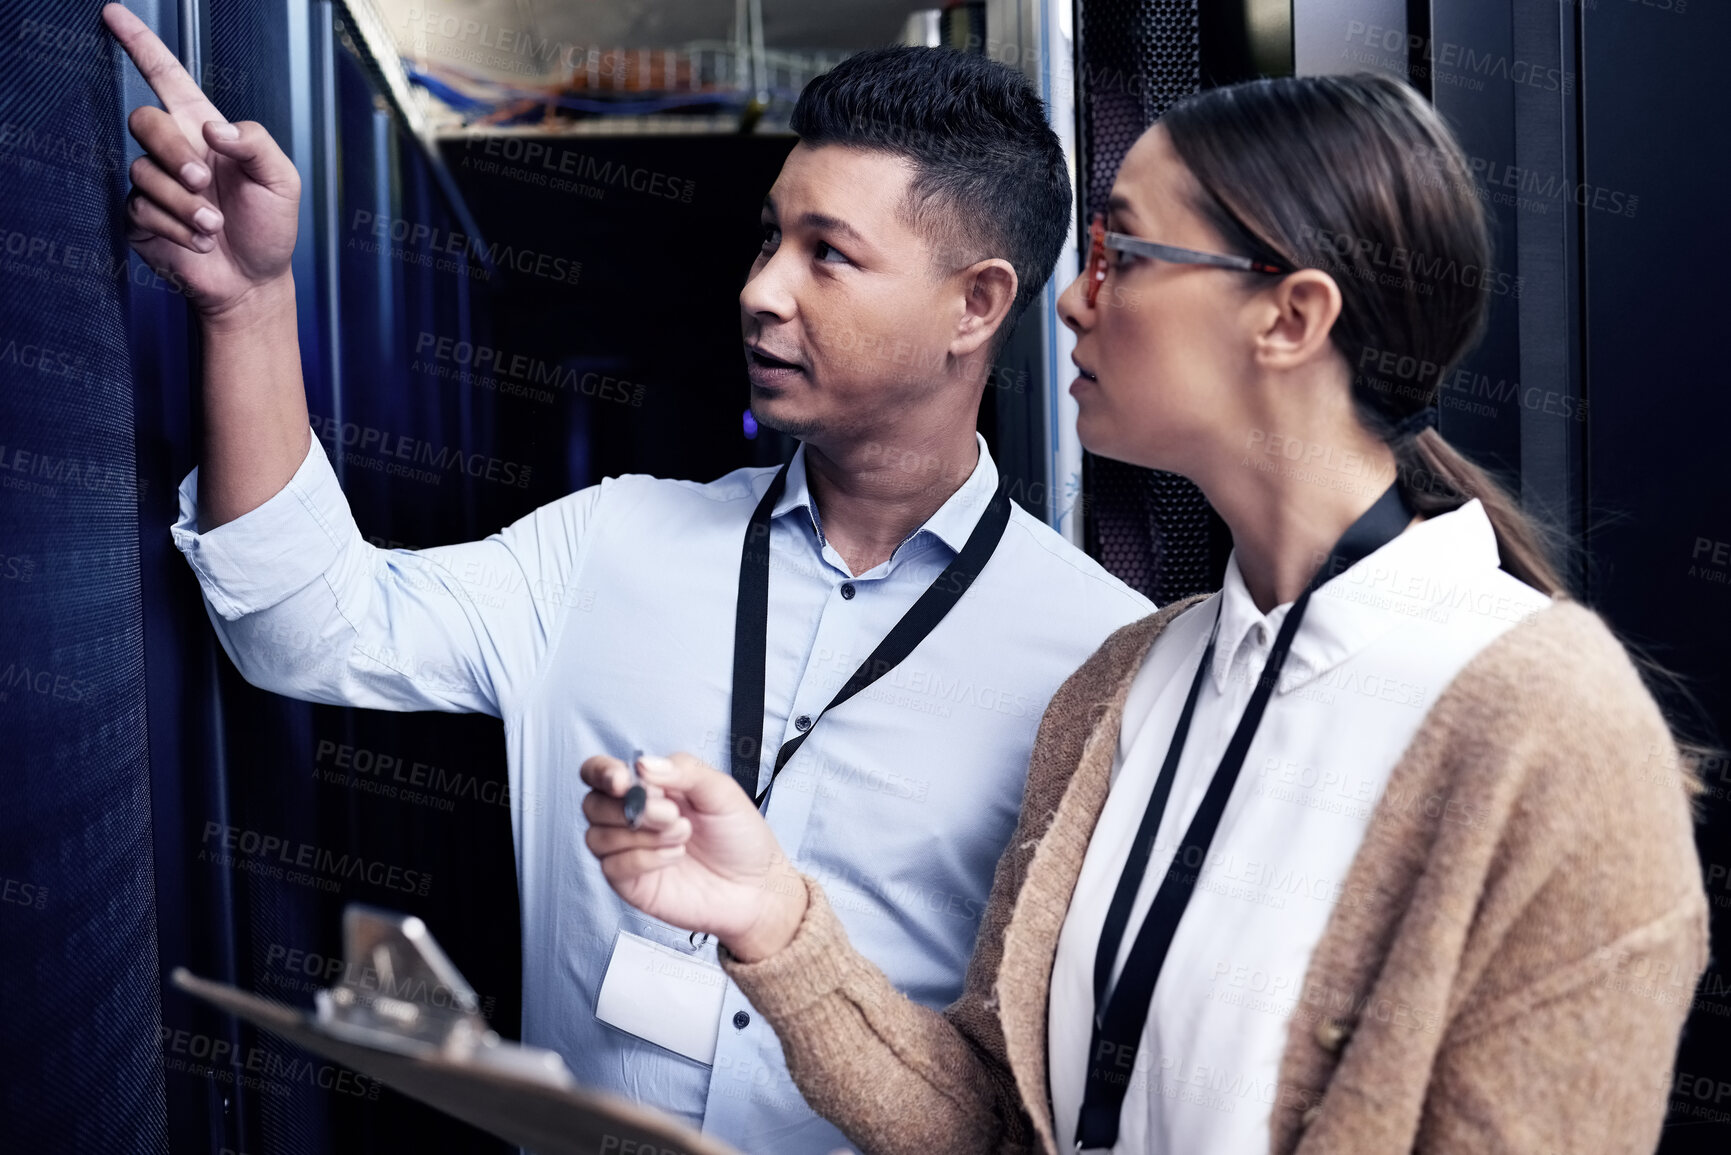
[794,715,812,732]
[840,582,856,600]
[733,1010,751,1030]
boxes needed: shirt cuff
[719,874,869,1021]
[170,425,360,621]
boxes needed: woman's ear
[1252,269,1343,371]
[950,258,1019,358]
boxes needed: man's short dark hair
[790,46,1071,355]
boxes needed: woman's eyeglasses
[1085,211,1290,308]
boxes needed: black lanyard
[728,459,1012,811]
[1074,481,1413,1150]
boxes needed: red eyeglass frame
[1085,211,1290,307]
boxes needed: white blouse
[1049,499,1552,1153]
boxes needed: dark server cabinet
[2,1,1725,1152]
[1072,2,1730,1150]
[1577,5,1731,1150]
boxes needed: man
[104,5,1152,1150]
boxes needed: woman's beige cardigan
[721,598,1711,1154]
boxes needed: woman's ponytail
[1161,73,1714,796]
[1162,74,1574,597]
[1394,427,1567,596]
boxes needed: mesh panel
[0,2,163,1148]
[205,0,295,126]
[1082,0,1198,218]
[1079,0,1220,604]
[199,6,334,1154]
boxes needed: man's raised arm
[103,3,307,531]
[102,4,596,721]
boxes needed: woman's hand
[103,4,301,319]
[580,753,809,962]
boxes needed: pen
[623,748,648,829]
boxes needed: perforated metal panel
[1080,0,1199,218]
[0,2,163,1149]
[1077,0,1221,604]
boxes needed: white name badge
[595,922,728,1065]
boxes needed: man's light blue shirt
[171,428,1152,1153]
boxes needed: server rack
[2,2,1726,1153]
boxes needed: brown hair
[1160,73,1710,797]
[1160,72,1565,595]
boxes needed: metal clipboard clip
[308,904,569,1085]
[171,904,742,1155]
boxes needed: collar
[768,433,1000,560]
[1210,498,1507,695]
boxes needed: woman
[579,73,1708,1154]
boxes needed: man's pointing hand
[102,3,300,317]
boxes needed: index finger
[102,4,225,130]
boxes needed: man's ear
[950,258,1018,358]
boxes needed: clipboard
[171,904,740,1155]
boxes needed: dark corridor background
[2,1,1728,1153]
